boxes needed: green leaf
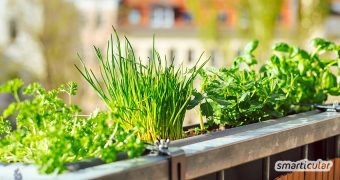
[244,40,259,53]
[67,82,78,95]
[187,91,203,110]
[322,72,337,89]
[328,87,340,96]
[259,65,267,73]
[270,94,286,101]
[299,50,310,59]
[1,103,18,119]
[243,54,257,66]
[23,82,44,95]
[273,42,290,53]
[298,61,305,74]
[0,79,23,94]
[225,95,237,101]
[0,117,11,134]
[210,97,230,106]
[239,92,249,102]
[200,102,213,117]
[291,48,310,59]
[268,111,283,118]
[249,103,262,111]
[312,38,334,50]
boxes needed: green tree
[39,0,81,89]
[297,0,330,42]
[186,0,221,41]
[237,0,283,46]
[187,0,284,64]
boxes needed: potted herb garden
[0,29,339,179]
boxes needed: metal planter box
[1,111,340,180]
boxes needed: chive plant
[76,30,207,142]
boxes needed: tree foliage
[39,0,82,89]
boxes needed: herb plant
[197,41,289,126]
[261,38,340,110]
[198,38,340,127]
[0,79,144,174]
[76,30,207,142]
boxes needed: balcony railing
[1,111,339,180]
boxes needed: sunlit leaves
[244,40,259,53]
[0,80,144,174]
[0,79,23,94]
[199,38,340,127]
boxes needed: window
[210,50,216,65]
[236,49,242,56]
[277,14,283,22]
[150,6,174,28]
[128,9,141,25]
[188,49,194,63]
[79,13,87,26]
[183,12,192,23]
[331,2,340,15]
[169,48,176,62]
[218,12,228,23]
[238,12,250,29]
[96,13,103,28]
[9,19,17,41]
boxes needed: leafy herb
[76,29,207,142]
[0,79,144,174]
[262,38,340,107]
[198,38,340,127]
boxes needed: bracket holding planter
[0,111,339,180]
[161,148,186,180]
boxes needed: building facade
[116,0,297,69]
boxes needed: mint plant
[262,38,340,111]
[198,38,340,127]
[197,41,288,126]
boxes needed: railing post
[302,145,309,159]
[216,170,224,180]
[336,135,340,157]
[262,157,270,180]
[165,149,186,180]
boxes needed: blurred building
[1,0,339,80]
[1,0,340,122]
[71,0,119,59]
[0,0,45,114]
[0,0,45,80]
[116,0,297,68]
[326,0,340,38]
[117,0,233,67]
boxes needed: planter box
[1,111,340,180]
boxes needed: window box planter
[1,110,339,180]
